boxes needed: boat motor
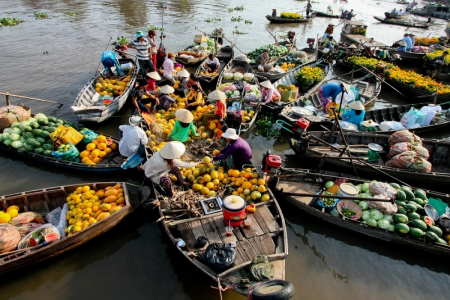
[293,117,310,134]
[307,38,315,49]
[262,151,282,175]
[288,31,296,44]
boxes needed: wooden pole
[0,92,64,107]
[5,92,10,106]
[94,37,113,76]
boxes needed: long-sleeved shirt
[256,54,269,69]
[213,137,252,169]
[101,51,123,75]
[162,58,176,76]
[321,82,343,100]
[259,87,281,104]
[168,120,197,142]
[186,90,204,106]
[342,109,366,127]
[214,99,226,118]
[144,152,197,184]
[156,94,175,110]
[118,125,148,157]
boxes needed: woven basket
[0,103,31,132]
[336,200,363,220]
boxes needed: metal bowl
[368,143,383,152]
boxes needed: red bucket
[222,196,246,227]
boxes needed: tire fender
[251,280,295,300]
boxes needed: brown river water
[0,0,450,299]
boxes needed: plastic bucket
[317,198,339,213]
[337,183,358,198]
[121,62,132,71]
[290,89,299,100]
[222,196,246,227]
[280,90,292,102]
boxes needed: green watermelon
[393,214,409,224]
[47,127,56,133]
[436,238,447,245]
[426,231,439,242]
[397,207,407,215]
[428,226,443,237]
[24,145,34,152]
[40,131,50,138]
[414,189,427,201]
[34,147,44,154]
[405,203,417,213]
[23,132,34,139]
[37,118,48,125]
[47,116,57,122]
[3,139,12,146]
[42,144,52,150]
[409,227,425,238]
[390,183,401,190]
[413,198,425,206]
[41,126,49,131]
[36,137,46,144]
[43,149,52,156]
[33,129,42,136]
[23,125,32,132]
[395,200,407,207]
[396,191,407,201]
[47,122,56,127]
[403,188,415,200]
[407,212,421,220]
[395,223,410,234]
[411,219,427,231]
[30,121,39,129]
[422,216,435,226]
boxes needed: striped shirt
[130,39,150,60]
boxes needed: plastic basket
[290,89,299,101]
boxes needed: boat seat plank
[271,259,285,280]
[238,240,258,262]
[278,180,316,204]
[233,226,245,241]
[235,243,250,263]
[212,216,237,244]
[190,220,207,241]
[259,234,276,255]
[200,218,222,244]
[252,209,270,234]
[248,236,265,256]
[178,223,197,251]
[256,205,280,233]
[240,214,265,238]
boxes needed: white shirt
[118,125,148,157]
[162,58,176,76]
[205,57,220,65]
[144,152,197,184]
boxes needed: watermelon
[32,141,41,148]
[426,231,439,242]
[11,141,23,149]
[42,144,52,150]
[35,137,45,144]
[409,227,425,238]
[44,232,60,242]
[436,238,447,245]
[47,116,57,123]
[407,212,421,220]
[413,198,425,206]
[37,118,48,125]
[396,191,407,201]
[41,126,49,131]
[10,133,20,141]
[403,189,415,200]
[34,147,44,154]
[43,149,52,156]
[23,125,32,132]
[393,214,409,224]
[24,145,34,152]
[395,223,410,234]
[390,183,401,190]
[414,189,427,201]
[30,121,39,129]
[10,122,21,128]
[428,226,443,237]
[388,225,395,232]
[411,219,427,231]
[33,129,42,136]
[47,127,56,133]
[405,203,417,213]
[422,216,435,226]
[23,132,34,139]
[40,131,50,138]
[395,200,407,207]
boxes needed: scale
[291,107,313,118]
[200,197,223,215]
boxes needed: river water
[1,0,449,299]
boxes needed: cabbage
[223,73,234,80]
[361,212,371,221]
[3,139,12,146]
[11,127,21,135]
[361,182,370,192]
[11,141,23,149]
[388,225,395,232]
[34,113,47,120]
[383,214,393,223]
[225,90,233,96]
[358,201,369,211]
[377,219,390,229]
[11,122,21,128]
[243,73,254,82]
[233,90,240,96]
[355,184,362,192]
[370,209,384,221]
[9,133,20,141]
[234,72,244,81]
[3,128,12,134]
[366,218,377,227]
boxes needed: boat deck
[278,179,316,205]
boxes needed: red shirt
[146,78,156,91]
[214,99,226,118]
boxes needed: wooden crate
[194,35,207,44]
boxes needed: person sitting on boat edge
[324,36,337,50]
[132,79,159,114]
[341,101,366,128]
[397,33,413,52]
[202,90,227,127]
[212,128,252,170]
[345,9,355,20]
[128,30,155,78]
[256,50,273,72]
[156,85,176,111]
[205,53,220,73]
[162,52,177,85]
[319,82,345,113]
[146,71,161,92]
[185,74,204,94]
[100,50,123,77]
[324,24,334,38]
[428,50,449,78]
[185,84,204,110]
[119,116,148,158]
[143,142,200,197]
[175,69,190,96]
[259,80,281,104]
[167,109,198,142]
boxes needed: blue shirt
[321,82,343,100]
[402,36,412,49]
[342,109,365,127]
[101,51,123,75]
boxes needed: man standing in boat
[346,9,356,20]
[428,50,449,79]
[306,0,312,17]
[256,50,273,72]
[128,30,155,78]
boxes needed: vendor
[132,79,159,114]
[205,53,220,73]
[119,116,148,157]
[324,36,337,50]
[101,50,123,77]
[185,74,204,93]
[429,50,449,78]
[167,109,198,142]
[256,50,273,72]
[213,128,252,170]
[259,80,281,104]
[324,24,334,38]
[156,85,176,111]
[146,71,161,92]
[162,52,177,84]
[342,101,365,127]
[202,90,227,127]
[143,141,200,196]
[319,82,345,112]
[347,44,358,56]
[185,84,204,110]
[176,69,190,96]
[396,34,412,52]
[408,33,416,47]
[375,49,391,60]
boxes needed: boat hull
[265,15,312,23]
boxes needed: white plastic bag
[46,203,68,239]
[400,108,426,129]
[379,121,405,132]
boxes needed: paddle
[360,66,408,98]
[0,92,64,108]
[94,37,113,76]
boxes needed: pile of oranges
[79,135,117,165]
[94,76,131,98]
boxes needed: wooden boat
[384,12,409,19]
[256,48,317,82]
[72,58,138,124]
[157,180,288,296]
[262,60,331,113]
[216,59,260,134]
[409,4,450,20]
[340,20,387,48]
[278,73,381,124]
[265,15,313,23]
[268,169,450,256]
[383,77,450,103]
[0,182,140,275]
[176,50,211,65]
[314,11,341,18]
[195,46,234,84]
[288,130,450,191]
[388,49,427,61]
[373,16,430,28]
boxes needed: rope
[210,278,232,300]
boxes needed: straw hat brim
[221,128,239,140]
[147,72,161,80]
[159,141,186,159]
[177,69,190,77]
[348,44,357,49]
[348,101,365,110]
[160,85,175,94]
[175,109,194,123]
[341,82,351,94]
[260,80,273,89]
[208,90,226,101]
[129,116,142,126]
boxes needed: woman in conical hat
[341,100,366,127]
[259,80,281,104]
[167,109,198,142]
[201,90,227,127]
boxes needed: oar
[360,66,408,98]
[0,92,64,108]
[94,37,113,76]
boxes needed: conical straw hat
[348,101,364,110]
[260,80,273,89]
[177,69,190,77]
[175,109,194,123]
[208,90,226,101]
[159,141,186,159]
[147,71,161,80]
[160,85,175,94]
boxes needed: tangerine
[105,147,112,154]
[86,143,96,151]
[97,135,107,143]
[97,143,107,150]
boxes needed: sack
[51,126,83,145]
[400,108,426,129]
[0,223,21,253]
[10,212,45,226]
[386,151,432,172]
[368,195,398,215]
[202,243,236,272]
[369,182,398,200]
[0,104,31,132]
[388,130,422,146]
[379,121,405,132]
[46,203,68,239]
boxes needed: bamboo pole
[0,92,64,107]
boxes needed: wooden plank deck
[278,180,317,204]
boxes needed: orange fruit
[93,157,102,163]
[97,135,107,143]
[110,143,117,150]
[105,147,112,154]
[92,140,99,145]
[98,151,107,158]
[80,150,90,158]
[97,143,106,150]
[86,143,96,151]
[91,149,100,157]
[81,157,90,163]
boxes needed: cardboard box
[194,35,207,44]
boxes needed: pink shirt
[259,88,281,104]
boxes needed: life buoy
[251,280,295,300]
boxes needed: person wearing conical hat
[185,84,204,110]
[175,68,190,96]
[212,128,252,170]
[202,90,227,127]
[128,30,155,78]
[146,71,161,92]
[341,100,366,127]
[259,80,281,104]
[143,141,200,196]
[166,109,198,142]
[118,115,148,158]
[156,85,176,111]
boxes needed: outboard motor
[261,151,282,175]
[307,38,315,49]
[292,117,310,134]
[288,31,296,44]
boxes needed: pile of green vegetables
[254,115,282,140]
[247,44,288,60]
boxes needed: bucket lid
[292,107,313,117]
[223,196,246,212]
[424,204,439,221]
[339,183,358,196]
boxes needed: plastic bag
[80,128,99,144]
[223,72,234,81]
[388,130,422,146]
[202,243,236,272]
[52,142,80,162]
[0,223,21,253]
[15,222,42,238]
[271,65,285,74]
[249,255,274,281]
[234,72,244,81]
[400,108,426,129]
[369,182,398,200]
[245,93,257,102]
[18,224,61,249]
[10,212,45,226]
[379,121,405,132]
[388,142,429,159]
[386,151,432,172]
[243,73,255,82]
[368,195,398,214]
[46,203,68,239]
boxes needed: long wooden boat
[340,20,387,48]
[384,12,409,19]
[391,50,427,61]
[278,73,380,123]
[314,11,341,18]
[265,15,313,23]
[263,60,332,113]
[72,58,138,124]
[195,46,234,84]
[384,77,450,103]
[268,169,450,256]
[0,182,140,275]
[176,50,211,65]
[157,178,288,296]
[288,131,450,191]
[409,4,450,20]
[373,16,430,28]
[216,59,260,134]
